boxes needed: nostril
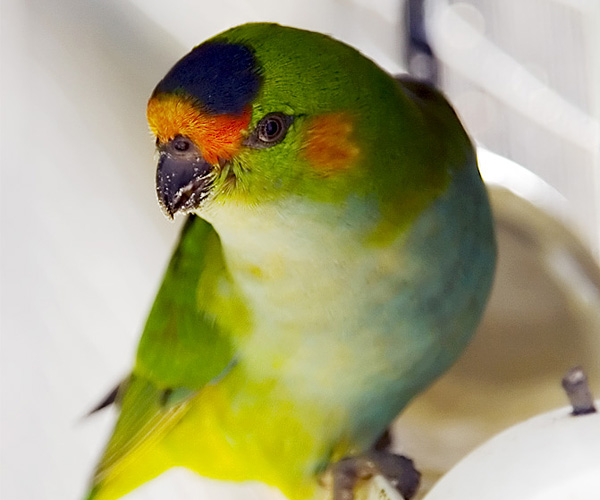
[173,136,191,152]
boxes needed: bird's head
[147,23,464,223]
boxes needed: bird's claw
[332,450,420,500]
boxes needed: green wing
[89,216,241,491]
[135,215,236,388]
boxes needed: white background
[1,1,598,500]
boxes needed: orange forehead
[147,94,251,164]
[303,113,360,174]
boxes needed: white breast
[201,164,495,444]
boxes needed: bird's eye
[246,113,294,149]
[258,115,285,142]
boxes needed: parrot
[83,22,496,500]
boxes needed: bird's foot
[332,450,420,500]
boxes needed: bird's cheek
[302,113,360,175]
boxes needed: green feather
[135,215,240,389]
[207,24,473,241]
[88,216,245,493]
[89,375,190,487]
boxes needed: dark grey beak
[156,135,213,219]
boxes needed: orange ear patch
[303,113,360,175]
[147,94,251,164]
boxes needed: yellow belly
[161,367,350,500]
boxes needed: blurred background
[1,1,599,499]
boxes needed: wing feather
[89,216,240,489]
